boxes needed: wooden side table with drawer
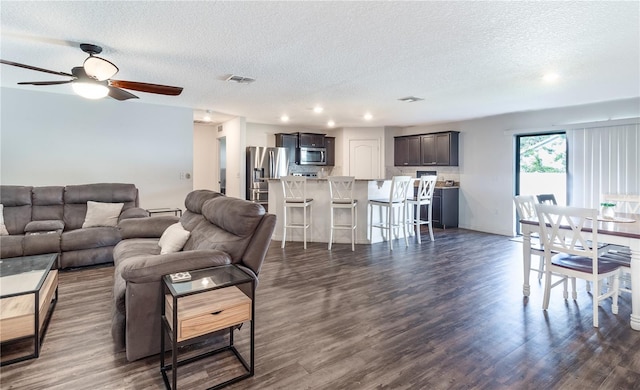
[160,265,255,390]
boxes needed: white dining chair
[406,175,437,243]
[328,176,357,251]
[599,245,631,294]
[368,176,412,251]
[513,195,545,282]
[603,194,640,215]
[281,176,313,249]
[535,203,621,328]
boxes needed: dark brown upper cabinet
[393,135,421,166]
[325,136,335,166]
[298,133,325,147]
[275,133,298,165]
[420,131,459,166]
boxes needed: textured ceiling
[1,1,638,128]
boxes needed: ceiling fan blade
[0,59,73,77]
[18,80,73,86]
[108,86,139,101]
[109,80,183,96]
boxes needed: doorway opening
[515,132,567,231]
[218,137,226,195]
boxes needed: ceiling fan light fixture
[72,81,109,99]
[83,56,118,81]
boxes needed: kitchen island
[268,178,405,246]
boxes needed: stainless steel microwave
[297,147,327,165]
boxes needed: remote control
[169,272,191,283]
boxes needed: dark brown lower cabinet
[427,187,459,229]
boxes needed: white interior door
[349,139,380,179]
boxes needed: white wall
[245,123,280,147]
[396,97,640,236]
[193,123,219,191]
[1,87,193,209]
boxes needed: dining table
[519,212,640,330]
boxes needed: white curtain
[567,123,640,208]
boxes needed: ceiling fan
[0,43,183,101]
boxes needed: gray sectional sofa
[0,183,148,268]
[112,190,276,361]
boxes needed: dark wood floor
[2,229,640,390]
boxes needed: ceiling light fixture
[203,110,212,122]
[398,96,424,102]
[70,65,110,100]
[327,120,335,128]
[72,81,109,99]
[313,106,324,113]
[542,73,560,83]
[280,114,289,122]
[363,113,373,121]
[83,56,118,81]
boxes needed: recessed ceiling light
[313,106,324,114]
[363,113,373,121]
[542,73,560,83]
[280,114,289,122]
[327,120,335,128]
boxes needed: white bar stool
[328,176,357,251]
[368,175,412,250]
[406,175,437,243]
[281,176,313,249]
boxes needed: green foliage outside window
[520,134,566,173]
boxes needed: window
[516,132,567,203]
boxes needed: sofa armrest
[119,207,150,221]
[120,249,232,284]
[24,220,64,233]
[241,213,276,277]
[118,216,179,239]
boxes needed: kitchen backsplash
[386,165,460,183]
[288,164,333,177]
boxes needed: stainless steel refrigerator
[246,146,288,211]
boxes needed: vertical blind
[567,123,639,208]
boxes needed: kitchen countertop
[267,177,460,188]
[268,177,460,188]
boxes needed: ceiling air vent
[193,120,216,125]
[398,96,424,102]
[225,74,255,84]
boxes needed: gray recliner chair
[112,190,276,361]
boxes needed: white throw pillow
[82,201,124,228]
[158,222,191,254]
[0,204,8,236]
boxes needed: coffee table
[0,253,59,366]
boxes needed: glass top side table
[160,264,255,390]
